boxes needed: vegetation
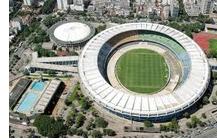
[116,49,169,93]
[186,116,203,128]
[79,97,91,110]
[197,13,214,24]
[94,117,108,128]
[33,115,67,137]
[202,96,210,105]
[144,120,154,128]
[66,108,78,126]
[167,22,204,38]
[208,39,217,58]
[201,113,207,119]
[42,15,62,28]
[75,113,86,128]
[91,130,103,138]
[41,0,56,14]
[29,28,50,44]
[96,24,106,34]
[76,129,87,137]
[160,119,180,133]
[19,20,41,41]
[103,129,116,136]
[34,45,56,57]
[183,112,190,118]
[67,127,77,136]
[86,118,95,130]
[177,0,189,21]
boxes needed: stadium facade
[78,23,210,121]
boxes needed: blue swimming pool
[31,81,45,91]
[16,92,39,114]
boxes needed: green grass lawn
[116,49,169,93]
[208,39,217,58]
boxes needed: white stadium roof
[49,20,95,46]
[54,22,91,42]
[78,23,210,119]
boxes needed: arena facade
[78,23,210,121]
[48,20,95,50]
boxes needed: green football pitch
[115,49,169,94]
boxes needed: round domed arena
[48,20,95,50]
[78,23,210,121]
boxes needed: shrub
[103,129,116,136]
[91,130,102,138]
[183,112,190,118]
[33,115,67,137]
[75,113,86,128]
[201,113,207,119]
[144,120,153,128]
[76,129,84,136]
[94,117,108,128]
[67,128,77,136]
[186,122,192,128]
[202,96,210,105]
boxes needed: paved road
[195,127,217,138]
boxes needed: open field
[115,49,169,93]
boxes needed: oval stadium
[78,23,210,121]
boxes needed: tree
[186,122,192,128]
[75,113,86,128]
[160,124,168,132]
[41,0,56,14]
[202,96,210,105]
[79,97,91,110]
[191,116,202,128]
[103,129,116,136]
[76,129,84,136]
[168,119,180,133]
[67,127,77,136]
[34,45,56,57]
[91,130,102,138]
[33,115,67,137]
[183,112,190,118]
[64,99,72,106]
[160,119,179,132]
[96,24,106,33]
[94,117,108,128]
[144,120,153,128]
[43,15,61,28]
[201,113,207,119]
[86,118,95,130]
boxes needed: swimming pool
[16,92,39,114]
[31,81,45,91]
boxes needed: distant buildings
[87,0,130,16]
[9,17,23,42]
[57,0,84,11]
[134,0,179,19]
[170,0,179,17]
[10,18,23,31]
[183,0,215,16]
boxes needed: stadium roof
[79,23,210,118]
[49,20,95,46]
[54,22,91,42]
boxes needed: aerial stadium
[48,20,95,50]
[78,23,210,121]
